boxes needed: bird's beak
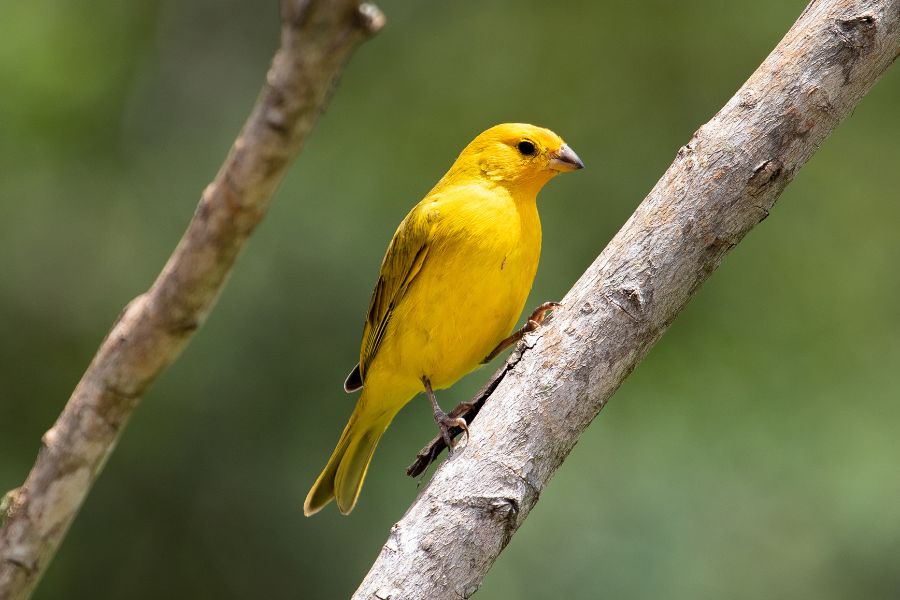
[548,144,585,172]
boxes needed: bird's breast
[383,195,542,389]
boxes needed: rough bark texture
[355,1,900,598]
[0,2,383,598]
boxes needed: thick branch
[355,1,900,598]
[0,2,383,598]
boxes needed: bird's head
[445,123,584,193]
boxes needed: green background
[2,1,899,598]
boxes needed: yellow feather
[304,123,583,516]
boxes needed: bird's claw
[435,412,468,454]
[480,301,563,364]
[528,301,562,325]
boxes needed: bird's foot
[434,409,469,454]
[527,301,562,326]
[422,375,469,454]
[482,301,563,363]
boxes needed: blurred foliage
[2,0,899,598]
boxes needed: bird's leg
[421,375,469,453]
[482,301,561,364]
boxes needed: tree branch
[0,2,383,598]
[355,1,900,598]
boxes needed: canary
[304,123,583,516]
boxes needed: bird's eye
[517,140,536,156]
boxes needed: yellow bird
[304,123,583,516]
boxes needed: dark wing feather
[356,204,433,383]
[343,363,363,393]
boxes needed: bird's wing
[358,202,434,381]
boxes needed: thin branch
[0,2,383,598]
[355,1,900,598]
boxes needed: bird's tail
[303,393,393,516]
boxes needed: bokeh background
[2,0,899,598]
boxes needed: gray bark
[0,2,383,599]
[354,1,900,598]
